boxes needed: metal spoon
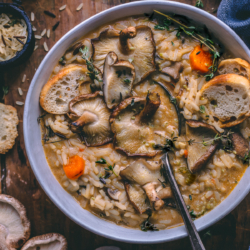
[161,153,206,250]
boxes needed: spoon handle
[161,153,206,250]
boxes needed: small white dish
[24,1,250,244]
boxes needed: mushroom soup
[39,13,250,230]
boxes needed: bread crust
[200,74,250,128]
[39,64,88,114]
[218,58,250,79]
[0,103,19,154]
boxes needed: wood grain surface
[1,0,250,249]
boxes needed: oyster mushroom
[186,120,220,173]
[68,91,113,146]
[21,233,67,250]
[0,194,30,249]
[161,62,184,81]
[121,159,165,211]
[92,25,156,84]
[157,186,173,200]
[103,51,135,109]
[230,131,249,158]
[110,92,168,156]
[124,181,150,214]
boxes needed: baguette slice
[40,65,89,114]
[200,74,250,128]
[218,58,250,80]
[0,103,19,154]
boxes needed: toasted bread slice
[0,103,19,154]
[218,58,250,80]
[40,65,89,114]
[200,74,250,128]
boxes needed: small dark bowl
[0,3,35,69]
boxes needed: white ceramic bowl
[24,1,250,244]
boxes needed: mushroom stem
[71,111,98,132]
[137,92,161,122]
[119,27,137,53]
[143,182,164,211]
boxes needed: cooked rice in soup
[39,13,250,230]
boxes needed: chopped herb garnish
[241,150,250,165]
[123,79,131,84]
[116,70,122,77]
[196,51,201,55]
[153,138,176,152]
[199,105,206,113]
[195,0,204,8]
[104,164,118,177]
[95,158,107,164]
[188,139,195,145]
[170,97,177,105]
[2,86,9,100]
[131,98,135,106]
[189,194,192,200]
[112,99,115,103]
[140,210,158,232]
[189,209,197,219]
[171,41,174,46]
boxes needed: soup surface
[40,14,249,230]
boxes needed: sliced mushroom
[143,182,164,210]
[110,93,168,156]
[92,25,156,84]
[120,159,163,185]
[161,62,183,80]
[121,159,165,211]
[231,131,249,158]
[105,188,121,201]
[21,233,67,250]
[157,186,173,200]
[68,91,113,146]
[186,120,220,173]
[124,181,150,214]
[103,51,135,109]
[0,194,30,249]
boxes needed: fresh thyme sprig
[153,10,221,79]
[241,151,250,165]
[140,210,158,232]
[80,47,102,83]
[104,163,118,177]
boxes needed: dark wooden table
[1,0,250,249]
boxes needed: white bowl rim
[24,0,250,244]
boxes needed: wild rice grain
[18,88,23,96]
[43,42,49,52]
[76,3,83,11]
[16,101,24,106]
[44,10,56,18]
[52,21,60,31]
[47,29,50,38]
[41,29,46,37]
[35,35,42,40]
[22,74,26,82]
[31,12,35,21]
[59,5,67,11]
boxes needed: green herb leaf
[170,97,177,105]
[189,194,192,200]
[195,0,204,8]
[123,79,131,84]
[131,98,135,106]
[95,158,107,164]
[199,105,206,113]
[171,41,174,46]
[2,86,9,99]
[140,210,159,232]
[188,139,195,145]
[108,164,118,177]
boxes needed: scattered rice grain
[43,42,49,52]
[31,12,35,21]
[32,26,37,31]
[35,35,42,40]
[76,3,83,11]
[16,101,24,106]
[22,74,26,83]
[18,88,23,96]
[59,5,67,11]
[41,29,46,37]
[47,29,50,38]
